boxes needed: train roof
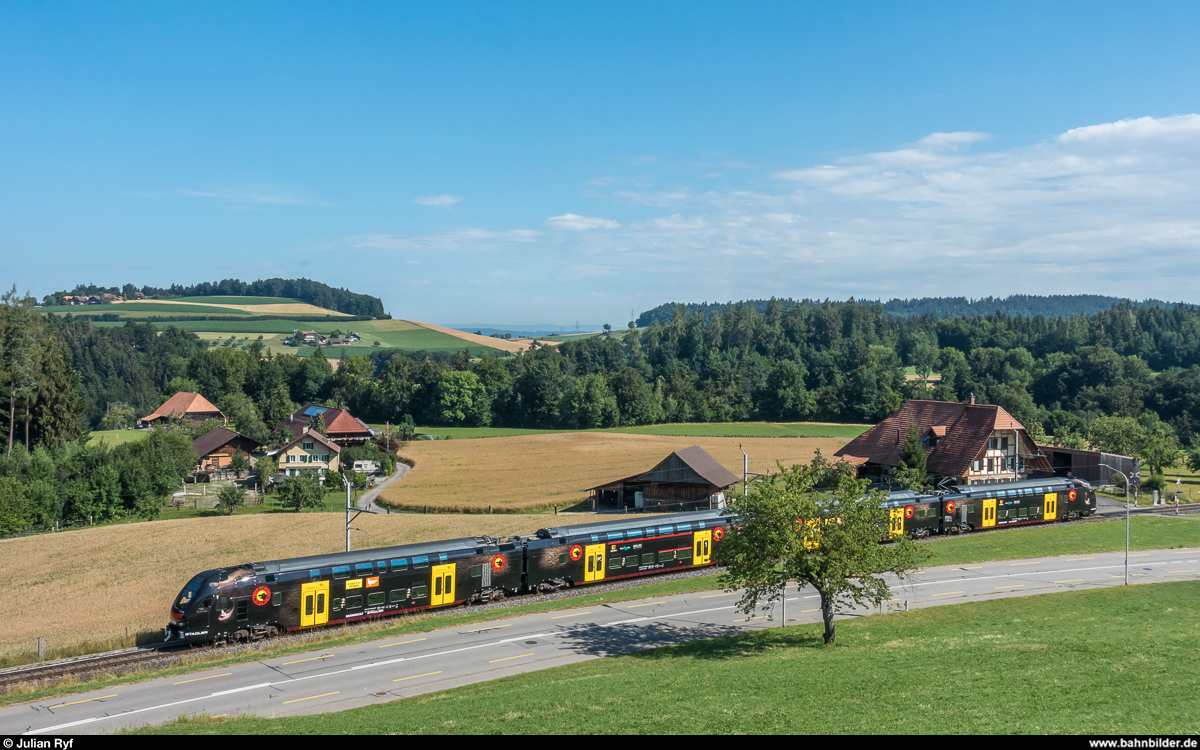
[535,510,727,541]
[250,537,502,575]
[950,477,1076,497]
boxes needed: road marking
[802,608,820,613]
[933,591,965,597]
[1173,550,1197,554]
[380,638,426,648]
[1065,558,1094,561]
[959,566,983,570]
[1129,554,1150,557]
[282,654,332,665]
[628,601,665,608]
[1054,579,1083,583]
[700,592,735,598]
[47,694,117,709]
[1010,562,1040,566]
[211,714,226,718]
[1168,570,1195,573]
[551,611,590,619]
[282,691,340,705]
[466,624,511,633]
[739,615,767,622]
[394,671,443,682]
[995,584,1024,589]
[174,672,232,685]
[489,653,534,663]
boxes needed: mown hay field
[0,513,576,663]
[380,432,852,513]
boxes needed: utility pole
[343,470,378,552]
[1101,463,1130,586]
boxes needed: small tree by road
[215,483,246,515]
[718,465,929,645]
[277,472,324,512]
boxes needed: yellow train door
[889,508,905,539]
[584,543,606,582]
[694,530,712,565]
[300,581,329,627]
[431,563,455,606]
[1044,493,1058,521]
[982,498,997,528]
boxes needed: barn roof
[589,445,739,491]
[142,392,223,422]
[191,427,262,458]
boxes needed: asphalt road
[5,546,1199,735]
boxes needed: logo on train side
[713,527,724,542]
[252,586,271,606]
[366,577,380,588]
[491,555,506,572]
[346,579,363,590]
[569,545,583,561]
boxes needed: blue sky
[3,2,1200,324]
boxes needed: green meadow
[135,581,1200,734]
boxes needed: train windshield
[175,575,206,609]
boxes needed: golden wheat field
[0,513,575,663]
[380,432,851,513]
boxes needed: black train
[882,477,1097,539]
[166,510,730,645]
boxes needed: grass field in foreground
[136,581,1200,734]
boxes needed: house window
[303,441,314,451]
[987,458,994,472]
[972,460,981,472]
[1000,437,1009,450]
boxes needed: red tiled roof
[143,392,224,422]
[834,399,1049,478]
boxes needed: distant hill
[42,277,386,317]
[636,295,1189,327]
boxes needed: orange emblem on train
[252,586,271,606]
[491,555,506,572]
[569,545,583,561]
[713,527,724,542]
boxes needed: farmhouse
[589,445,739,512]
[274,429,341,481]
[191,427,263,471]
[834,398,1053,487]
[275,404,374,446]
[141,391,224,428]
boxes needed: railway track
[7,505,1198,694]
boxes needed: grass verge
[132,581,1200,734]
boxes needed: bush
[1141,474,1166,493]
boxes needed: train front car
[165,566,258,644]
[881,490,943,540]
[524,510,730,591]
[948,477,1097,531]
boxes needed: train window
[660,550,676,562]
[677,547,692,560]
[333,566,350,579]
[627,529,642,539]
[310,569,321,581]
[625,556,639,567]
[332,598,342,612]
[411,585,427,599]
[356,563,374,577]
[390,589,407,603]
[196,596,211,613]
[306,597,313,617]
[368,592,385,607]
[558,554,567,565]
[1019,508,1027,516]
[413,557,429,570]
[272,592,282,607]
[659,526,674,535]
[591,535,599,543]
[608,557,623,570]
[607,532,624,541]
[392,559,408,571]
[345,595,363,609]
[471,565,482,578]
[642,553,655,564]
[676,523,691,532]
[376,561,387,573]
[645,529,655,538]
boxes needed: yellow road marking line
[1010,562,1040,566]
[933,591,965,597]
[174,672,232,685]
[47,694,117,709]
[1174,550,1196,554]
[282,654,332,665]
[1129,554,1150,557]
[1065,558,1094,561]
[740,615,767,622]
[1055,579,1083,583]
[802,608,820,613]
[466,624,511,633]
[551,611,590,619]
[380,638,426,648]
[282,691,340,705]
[700,592,735,598]
[211,714,226,718]
[489,653,534,663]
[960,566,983,570]
[1168,570,1196,573]
[995,584,1024,589]
[628,601,665,608]
[394,671,443,682]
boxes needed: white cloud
[544,214,620,231]
[413,194,462,208]
[346,115,1200,309]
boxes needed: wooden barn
[589,445,740,512]
[191,427,263,471]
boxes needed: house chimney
[970,393,975,405]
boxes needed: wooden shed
[589,445,740,513]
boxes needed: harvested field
[0,513,579,662]
[409,321,556,353]
[380,432,852,513]
[114,299,350,317]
